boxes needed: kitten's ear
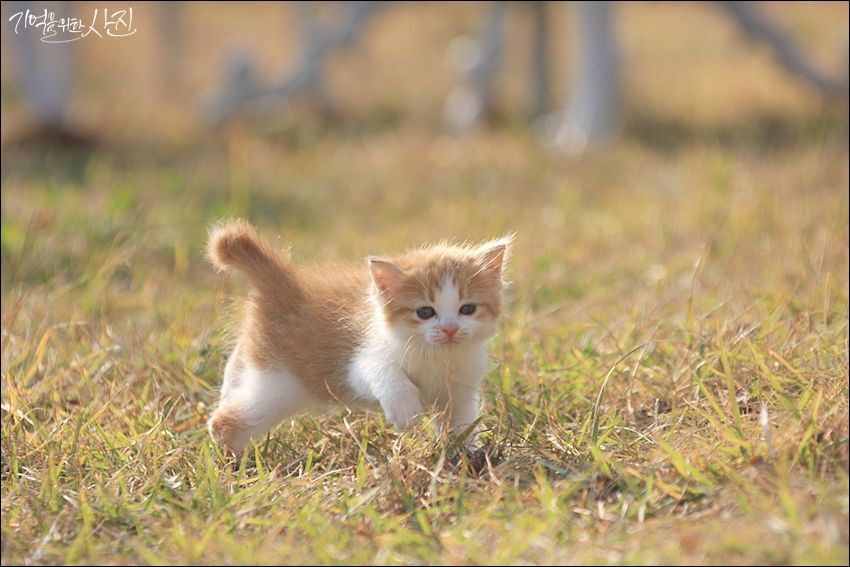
[477,234,514,281]
[368,257,405,294]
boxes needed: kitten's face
[369,238,511,348]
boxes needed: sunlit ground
[2,3,848,564]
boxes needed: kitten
[206,220,512,454]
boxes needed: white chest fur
[398,341,488,407]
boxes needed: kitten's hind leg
[208,358,318,455]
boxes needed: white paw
[382,390,424,430]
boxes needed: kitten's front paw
[382,391,424,430]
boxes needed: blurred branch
[10,0,74,125]
[718,1,849,98]
[204,1,387,125]
[551,1,621,154]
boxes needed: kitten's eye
[459,304,477,315]
[416,306,436,319]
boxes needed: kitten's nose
[440,322,460,338]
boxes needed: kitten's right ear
[477,233,515,281]
[368,258,405,294]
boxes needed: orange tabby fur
[206,219,511,453]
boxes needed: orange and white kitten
[206,220,512,454]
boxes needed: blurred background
[2,2,847,143]
[1,1,848,324]
[2,2,848,146]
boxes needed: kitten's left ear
[477,233,515,280]
[368,257,405,295]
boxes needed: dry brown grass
[2,2,848,564]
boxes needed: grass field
[1,3,848,565]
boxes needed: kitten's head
[368,235,513,348]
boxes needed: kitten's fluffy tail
[207,220,299,296]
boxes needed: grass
[2,3,849,565]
